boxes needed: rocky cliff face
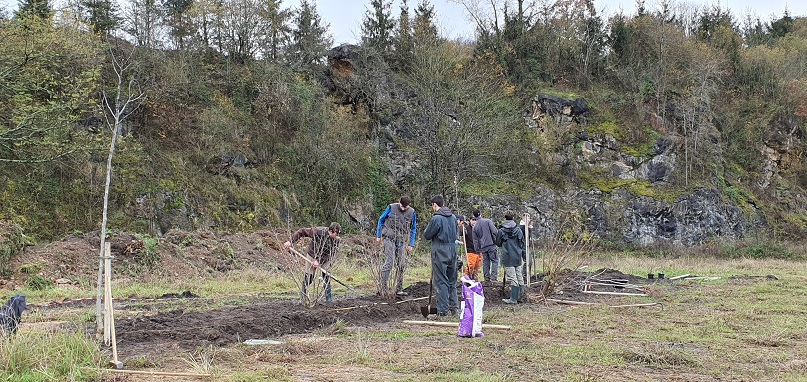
[325,45,800,247]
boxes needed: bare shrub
[264,229,346,307]
[534,212,597,299]
[352,240,392,297]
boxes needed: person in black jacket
[423,195,459,317]
[472,209,499,286]
[496,212,525,304]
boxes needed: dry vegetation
[4,234,806,381]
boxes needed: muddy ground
[5,229,652,361]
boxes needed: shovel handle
[287,247,355,291]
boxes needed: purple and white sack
[457,276,484,338]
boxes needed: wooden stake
[546,299,660,309]
[402,320,512,330]
[103,243,111,345]
[608,302,660,308]
[104,243,122,368]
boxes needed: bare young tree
[533,211,597,299]
[95,44,145,339]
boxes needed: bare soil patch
[4,229,654,365]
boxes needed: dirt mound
[5,228,381,288]
[110,293,425,359]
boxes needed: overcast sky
[1,0,804,44]
[293,0,805,44]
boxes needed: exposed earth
[4,229,660,374]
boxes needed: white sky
[296,0,806,44]
[1,0,804,44]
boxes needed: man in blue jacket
[423,195,459,317]
[376,196,417,296]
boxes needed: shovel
[420,258,438,318]
[288,247,356,291]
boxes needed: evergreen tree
[261,0,292,62]
[81,0,121,36]
[15,0,51,19]
[162,0,194,49]
[288,0,332,72]
[769,10,793,39]
[392,0,413,70]
[413,0,438,47]
[361,0,395,58]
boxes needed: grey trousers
[381,237,407,292]
[504,265,525,287]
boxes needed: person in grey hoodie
[472,209,499,286]
[495,212,525,304]
[423,195,459,316]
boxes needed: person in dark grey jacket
[496,212,525,304]
[423,195,459,317]
[472,209,499,286]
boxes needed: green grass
[5,249,807,381]
[0,331,101,381]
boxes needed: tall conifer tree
[288,0,332,71]
[361,0,395,58]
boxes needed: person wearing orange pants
[457,215,481,280]
[465,251,482,280]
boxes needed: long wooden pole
[103,243,111,346]
[581,290,648,296]
[524,213,530,286]
[402,320,511,330]
[325,296,429,312]
[102,369,212,377]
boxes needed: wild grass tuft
[0,330,101,381]
[619,342,698,367]
[280,339,317,356]
[327,318,350,335]
[184,344,216,374]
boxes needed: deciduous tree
[124,0,162,47]
[0,16,104,164]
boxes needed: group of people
[283,195,529,312]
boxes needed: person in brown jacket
[284,222,341,302]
